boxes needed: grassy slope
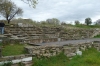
[67,48,100,66]
[75,25,100,28]
[33,48,100,66]
[2,44,27,56]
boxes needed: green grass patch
[33,48,100,66]
[67,48,100,66]
[94,34,100,38]
[33,53,69,66]
[2,44,27,56]
[75,25,100,28]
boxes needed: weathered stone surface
[66,53,76,57]
[76,49,82,56]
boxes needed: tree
[85,17,92,26]
[95,19,100,25]
[61,22,67,25]
[0,0,38,8]
[21,0,38,8]
[0,0,23,24]
[46,18,60,25]
[75,20,80,25]
[52,18,60,25]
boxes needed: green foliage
[94,34,100,38]
[0,0,23,24]
[85,17,92,26]
[0,42,3,47]
[18,62,25,66]
[2,44,27,56]
[75,20,80,25]
[21,0,38,8]
[46,18,60,26]
[1,61,12,66]
[32,53,69,66]
[75,24,100,28]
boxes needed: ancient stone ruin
[1,25,100,45]
[1,24,100,66]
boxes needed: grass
[33,48,100,66]
[33,53,69,66]
[2,44,27,56]
[67,48,100,66]
[94,34,100,38]
[75,25,100,28]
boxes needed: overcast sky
[1,0,100,24]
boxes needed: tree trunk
[7,20,10,24]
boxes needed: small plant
[2,61,12,66]
[18,62,25,66]
[94,34,100,38]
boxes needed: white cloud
[1,0,100,23]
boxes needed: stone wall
[24,41,97,58]
[4,26,100,44]
[60,28,98,40]
[0,54,32,62]
[0,41,100,65]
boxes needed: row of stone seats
[60,28,97,40]
[4,26,99,42]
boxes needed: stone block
[52,52,57,56]
[63,47,71,55]
[66,53,76,58]
[80,47,85,51]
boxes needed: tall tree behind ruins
[0,0,23,24]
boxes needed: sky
[1,0,100,24]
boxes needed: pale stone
[18,23,23,27]
[88,45,92,48]
[80,47,85,51]
[76,49,82,56]
[67,53,76,57]
[52,52,56,56]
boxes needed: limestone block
[13,56,21,59]
[20,55,25,59]
[33,50,40,55]
[4,56,14,61]
[63,48,71,55]
[52,48,56,50]
[96,47,100,51]
[83,45,87,48]
[18,23,23,27]
[40,50,45,54]
[52,49,56,52]
[76,50,82,56]
[28,49,33,54]
[57,50,62,54]
[88,45,92,48]
[52,52,57,56]
[71,47,77,53]
[45,50,50,53]
[41,49,45,51]
[80,47,85,51]
[66,53,76,58]
[56,48,60,51]
[43,53,50,57]
[93,44,98,48]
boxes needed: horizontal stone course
[24,41,97,58]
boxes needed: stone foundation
[25,41,96,58]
